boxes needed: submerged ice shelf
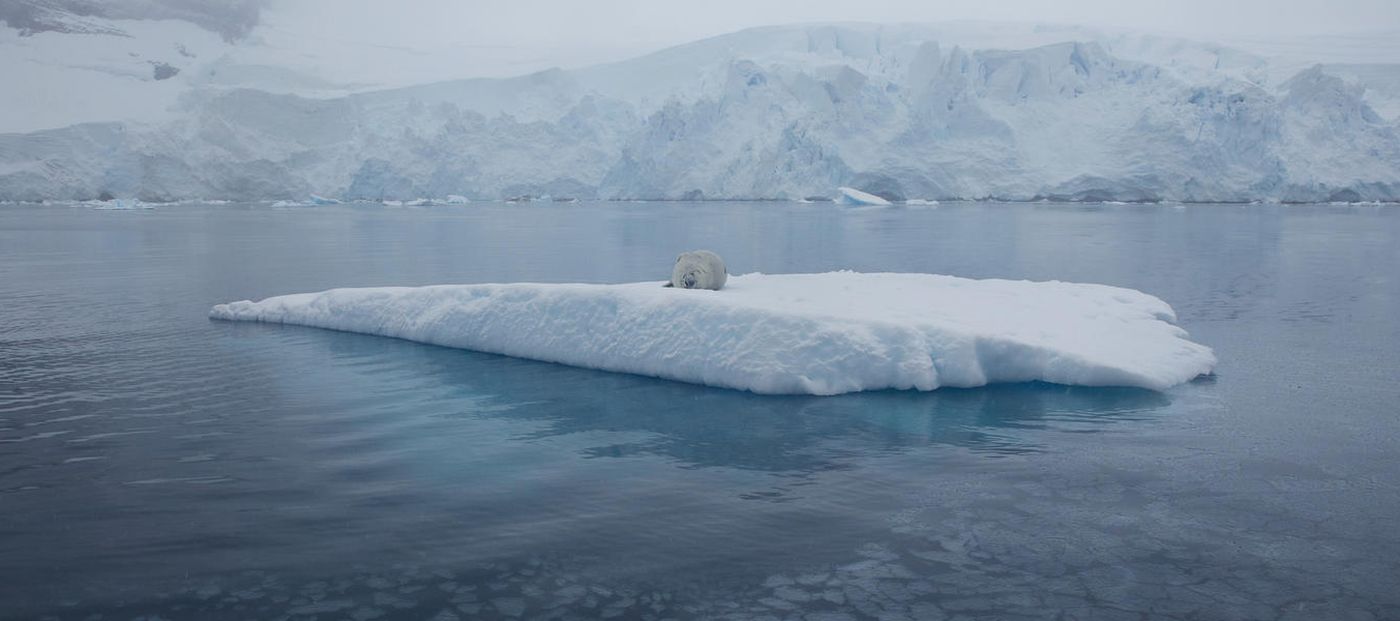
[210,272,1215,395]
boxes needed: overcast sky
[263,0,1400,56]
[243,0,1400,80]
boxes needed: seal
[665,250,727,290]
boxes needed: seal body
[668,250,727,290]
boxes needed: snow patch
[210,272,1215,395]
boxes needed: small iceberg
[93,198,153,210]
[444,195,471,204]
[904,198,940,206]
[211,272,1215,395]
[835,187,892,206]
[309,194,342,205]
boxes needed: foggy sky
[264,0,1400,61]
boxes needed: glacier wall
[2,24,1398,203]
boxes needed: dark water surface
[1,202,1397,620]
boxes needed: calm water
[1,201,1398,620]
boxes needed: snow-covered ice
[210,272,1215,395]
[836,187,892,207]
[92,199,153,210]
[4,23,1399,202]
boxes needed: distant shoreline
[5,197,1398,207]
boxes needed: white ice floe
[92,199,153,210]
[835,187,892,206]
[211,272,1214,395]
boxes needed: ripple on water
[1,202,1398,619]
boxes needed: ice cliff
[3,23,1399,202]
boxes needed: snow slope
[4,22,1399,202]
[210,272,1216,395]
[0,2,657,134]
[0,18,227,133]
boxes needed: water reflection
[302,325,1172,470]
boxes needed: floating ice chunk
[444,195,471,204]
[309,194,342,205]
[835,187,892,206]
[270,199,307,207]
[904,199,939,206]
[92,198,153,210]
[210,272,1215,395]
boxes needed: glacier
[3,23,1400,203]
[209,272,1216,395]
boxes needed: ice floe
[92,198,154,210]
[210,272,1215,395]
[835,187,891,206]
